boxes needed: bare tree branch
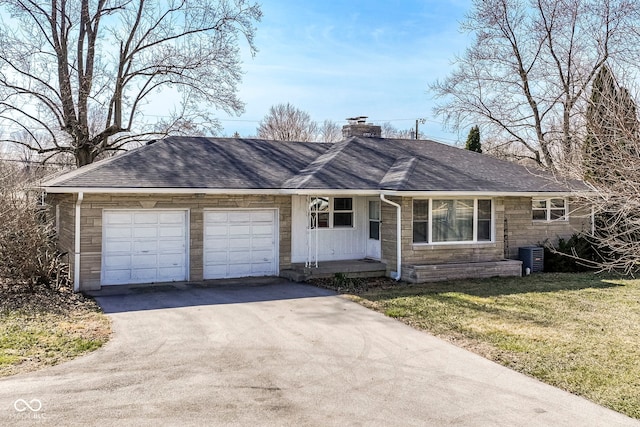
[430,0,639,169]
[0,0,262,166]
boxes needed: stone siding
[503,197,591,258]
[402,260,522,283]
[379,196,591,282]
[49,193,292,291]
[47,193,77,282]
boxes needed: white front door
[203,209,278,279]
[102,210,188,285]
[366,199,381,260]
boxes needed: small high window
[532,198,567,221]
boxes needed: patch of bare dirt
[308,276,400,294]
[0,279,100,314]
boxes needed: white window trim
[413,198,495,245]
[309,196,355,229]
[532,197,569,222]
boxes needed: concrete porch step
[281,259,387,282]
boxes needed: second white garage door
[203,209,278,279]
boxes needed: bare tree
[431,0,640,170]
[256,103,318,142]
[380,122,422,139]
[317,119,342,142]
[0,0,261,167]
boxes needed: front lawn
[0,283,111,377]
[349,273,640,419]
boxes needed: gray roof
[43,136,587,193]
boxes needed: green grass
[353,273,640,419]
[0,308,111,376]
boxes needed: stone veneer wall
[503,197,591,259]
[380,196,591,280]
[47,193,77,282]
[50,193,292,291]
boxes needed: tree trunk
[75,146,95,168]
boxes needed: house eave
[41,187,589,197]
[380,190,590,198]
[42,187,287,195]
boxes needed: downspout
[380,194,401,281]
[74,192,83,292]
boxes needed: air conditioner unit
[519,246,544,274]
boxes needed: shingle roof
[42,136,587,193]
[43,137,331,189]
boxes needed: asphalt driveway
[0,281,636,426]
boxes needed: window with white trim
[309,197,354,229]
[532,198,567,221]
[412,199,493,244]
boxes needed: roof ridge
[283,138,352,189]
[379,157,417,190]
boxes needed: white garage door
[204,210,277,279]
[102,210,188,286]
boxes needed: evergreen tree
[465,126,482,153]
[584,65,639,183]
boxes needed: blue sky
[221,0,473,144]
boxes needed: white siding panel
[291,195,368,263]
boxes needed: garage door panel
[104,227,132,239]
[105,212,133,225]
[159,253,184,266]
[229,251,251,263]
[251,224,273,234]
[252,237,274,248]
[158,266,185,278]
[102,210,188,286]
[104,240,132,253]
[134,213,158,224]
[159,226,185,238]
[206,212,228,223]
[205,251,228,263]
[205,225,228,237]
[131,268,158,281]
[133,240,158,252]
[159,212,186,224]
[203,209,277,280]
[158,240,185,252]
[251,211,274,221]
[251,250,274,262]
[228,264,252,276]
[252,263,274,275]
[103,255,131,269]
[133,227,158,238]
[131,253,157,268]
[228,224,251,234]
[229,237,251,249]
[230,212,252,222]
[103,270,131,285]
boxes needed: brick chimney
[342,116,382,138]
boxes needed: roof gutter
[380,194,401,281]
[73,192,83,292]
[42,187,589,198]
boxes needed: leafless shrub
[0,162,68,292]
